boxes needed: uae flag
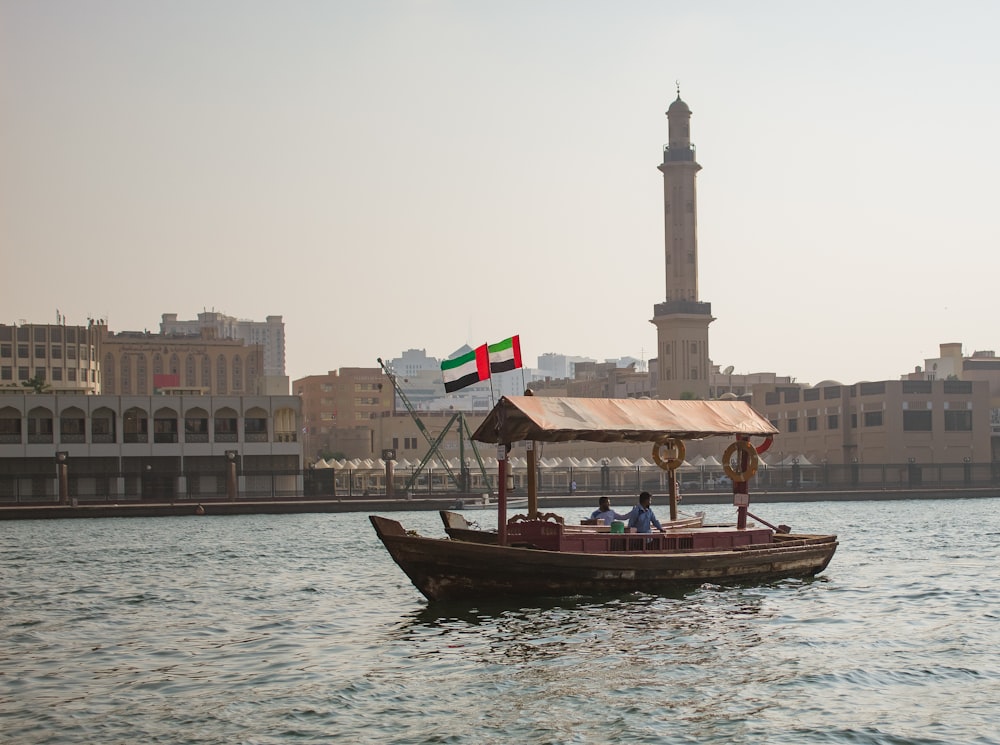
[488,335,522,374]
[441,345,491,393]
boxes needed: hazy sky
[3,1,999,386]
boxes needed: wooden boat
[451,495,528,511]
[372,396,838,602]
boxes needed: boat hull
[371,515,838,602]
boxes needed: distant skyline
[3,2,998,387]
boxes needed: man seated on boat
[589,496,628,526]
[623,491,666,534]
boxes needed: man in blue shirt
[624,491,665,533]
[589,496,627,526]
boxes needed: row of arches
[0,405,297,445]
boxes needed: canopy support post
[668,467,678,521]
[497,445,508,546]
[526,441,538,518]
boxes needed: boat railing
[508,519,773,553]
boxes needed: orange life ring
[652,438,686,471]
[751,435,774,454]
[722,440,759,482]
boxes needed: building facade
[0,321,104,394]
[293,367,394,459]
[100,328,265,397]
[753,378,990,467]
[160,312,286,379]
[0,394,302,501]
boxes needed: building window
[136,354,148,395]
[103,353,115,393]
[216,355,228,394]
[827,414,839,430]
[903,410,933,431]
[51,346,62,359]
[1,366,10,381]
[786,418,798,433]
[52,368,63,381]
[35,345,46,358]
[68,369,77,382]
[851,413,857,429]
[121,355,131,394]
[0,417,21,439]
[0,343,10,357]
[67,345,76,360]
[807,416,818,431]
[185,355,196,387]
[154,417,178,444]
[944,410,972,431]
[214,415,238,441]
[18,366,29,381]
[233,355,243,391]
[864,411,883,427]
[17,344,28,358]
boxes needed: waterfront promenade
[2,485,998,520]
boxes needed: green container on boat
[610,521,625,534]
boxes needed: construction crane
[376,357,493,495]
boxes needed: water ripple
[2,502,999,743]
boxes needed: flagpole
[487,342,496,408]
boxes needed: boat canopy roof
[471,396,779,445]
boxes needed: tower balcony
[653,300,712,317]
[663,144,696,163]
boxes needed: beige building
[0,321,104,394]
[0,393,302,501]
[100,328,265,397]
[294,367,394,460]
[752,378,991,467]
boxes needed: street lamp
[55,451,69,505]
[225,450,238,501]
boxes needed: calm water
[2,498,998,745]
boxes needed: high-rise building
[160,312,285,379]
[651,92,714,399]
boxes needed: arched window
[120,354,131,394]
[201,355,211,388]
[216,355,228,394]
[232,355,243,392]
[104,353,116,393]
[185,355,196,387]
[136,354,148,394]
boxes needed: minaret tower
[651,89,714,399]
